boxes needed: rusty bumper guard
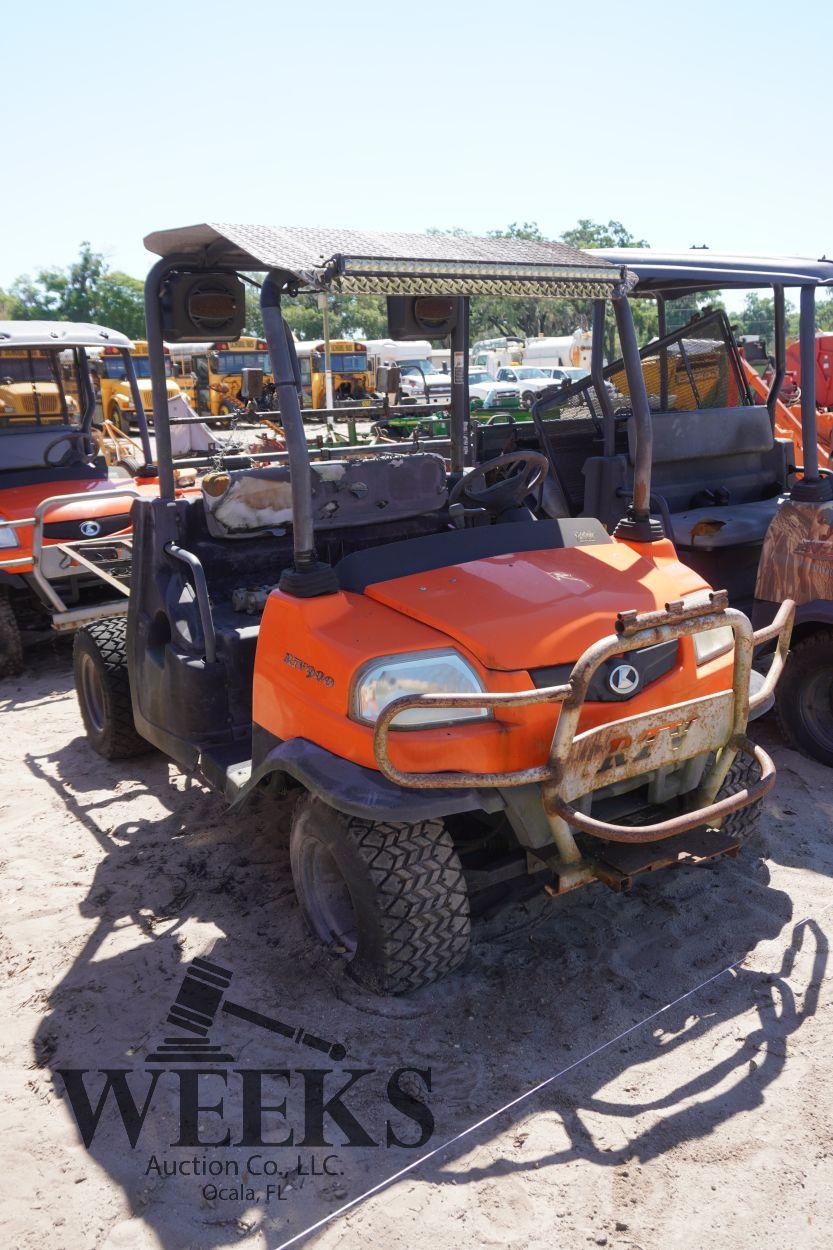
[0,489,137,628]
[373,593,795,855]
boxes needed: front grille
[530,639,679,702]
[20,393,62,414]
[43,513,132,541]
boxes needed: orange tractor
[73,226,792,993]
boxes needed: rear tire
[290,796,471,994]
[73,618,151,759]
[0,590,24,678]
[775,629,833,767]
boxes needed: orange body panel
[786,334,833,410]
[253,537,734,778]
[740,359,827,466]
[0,476,188,574]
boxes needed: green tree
[0,286,23,318]
[245,284,387,342]
[468,219,655,359]
[9,243,145,336]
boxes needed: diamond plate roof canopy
[144,223,634,299]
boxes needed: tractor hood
[364,539,709,671]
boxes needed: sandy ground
[1,640,832,1250]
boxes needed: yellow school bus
[97,341,181,429]
[294,339,374,408]
[0,349,80,425]
[205,336,273,416]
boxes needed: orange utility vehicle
[517,251,833,767]
[0,323,161,675]
[73,227,793,994]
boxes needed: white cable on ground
[273,905,830,1250]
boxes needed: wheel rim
[298,841,358,956]
[80,652,106,735]
[797,667,833,753]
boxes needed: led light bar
[322,256,631,300]
[329,273,626,299]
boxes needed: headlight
[0,519,20,549]
[351,649,489,728]
[693,624,734,665]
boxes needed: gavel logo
[148,957,346,1065]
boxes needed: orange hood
[364,538,710,670]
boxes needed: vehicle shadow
[27,732,827,1250]
[749,712,833,880]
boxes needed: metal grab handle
[546,736,774,844]
[164,542,217,664]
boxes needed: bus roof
[0,321,134,350]
[143,223,632,299]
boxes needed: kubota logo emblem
[79,520,101,537]
[608,662,639,695]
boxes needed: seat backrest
[202,452,448,538]
[627,405,774,465]
[625,405,786,511]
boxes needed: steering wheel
[42,432,87,468]
[448,450,550,516]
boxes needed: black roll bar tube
[800,284,819,482]
[613,296,663,541]
[121,348,154,468]
[260,275,339,595]
[260,274,315,562]
[449,296,470,471]
[75,348,96,431]
[591,299,614,455]
[767,284,786,429]
[793,284,833,502]
[657,295,669,413]
[144,256,181,500]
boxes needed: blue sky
[1,0,829,293]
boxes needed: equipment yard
[2,642,831,1250]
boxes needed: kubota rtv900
[74,225,793,993]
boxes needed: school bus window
[99,355,172,380]
[0,355,57,383]
[214,350,272,375]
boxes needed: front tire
[775,629,833,767]
[718,752,763,844]
[0,590,24,678]
[73,618,151,759]
[290,796,471,994]
[108,405,130,433]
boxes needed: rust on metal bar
[371,596,794,847]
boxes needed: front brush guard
[373,592,795,845]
